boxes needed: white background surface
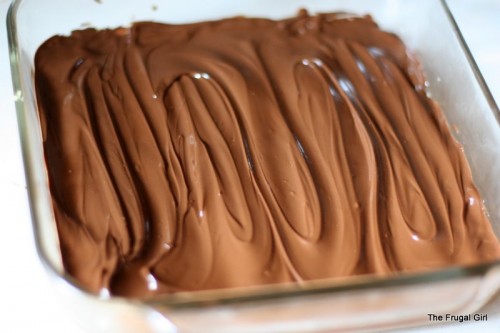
[0,0,499,332]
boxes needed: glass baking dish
[7,0,500,332]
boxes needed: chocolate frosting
[34,12,500,298]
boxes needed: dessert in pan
[34,10,500,298]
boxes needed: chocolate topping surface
[34,12,500,298]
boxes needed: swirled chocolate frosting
[34,11,500,297]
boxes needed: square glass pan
[7,0,500,332]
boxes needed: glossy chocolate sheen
[34,12,500,298]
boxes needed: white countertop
[0,0,499,332]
